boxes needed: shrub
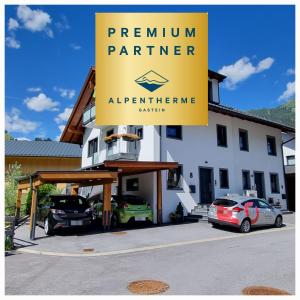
[5,163,22,211]
[5,236,14,251]
[26,184,59,215]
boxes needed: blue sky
[5,5,295,141]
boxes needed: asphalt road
[6,215,295,295]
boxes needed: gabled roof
[209,103,295,133]
[60,66,95,145]
[5,141,82,158]
[60,67,294,145]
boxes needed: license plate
[71,220,83,226]
[135,217,146,221]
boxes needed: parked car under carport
[88,193,153,227]
[36,195,93,235]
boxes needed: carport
[16,161,178,240]
[16,170,118,240]
[94,160,179,224]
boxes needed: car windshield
[51,197,89,209]
[115,195,146,205]
[213,199,238,207]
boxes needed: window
[208,80,213,103]
[213,199,237,207]
[257,199,270,209]
[126,178,139,191]
[166,126,182,139]
[242,170,251,190]
[106,129,114,155]
[239,129,249,151]
[219,169,229,189]
[88,138,98,157]
[270,173,280,193]
[137,127,143,139]
[267,136,277,156]
[217,125,227,147]
[106,129,114,137]
[167,165,183,189]
[287,155,295,166]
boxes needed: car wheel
[44,217,54,235]
[274,215,283,228]
[111,214,119,228]
[240,219,251,233]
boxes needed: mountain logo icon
[135,70,169,92]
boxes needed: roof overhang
[208,70,226,82]
[209,103,295,133]
[60,67,95,144]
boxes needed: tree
[5,163,22,209]
[34,137,52,141]
[5,130,14,141]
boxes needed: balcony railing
[83,102,95,126]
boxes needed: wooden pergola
[16,161,178,240]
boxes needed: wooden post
[29,187,38,240]
[157,170,162,225]
[117,175,122,196]
[15,189,22,221]
[102,183,112,230]
[71,185,79,196]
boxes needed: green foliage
[5,163,22,210]
[38,184,57,198]
[5,130,14,141]
[5,236,14,251]
[246,99,295,128]
[26,184,59,215]
[34,137,52,141]
[25,189,32,215]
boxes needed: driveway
[6,214,295,295]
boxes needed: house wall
[82,125,160,168]
[81,110,287,223]
[282,132,295,165]
[5,156,81,175]
[160,111,287,222]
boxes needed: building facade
[5,140,82,175]
[282,132,295,211]
[61,68,294,223]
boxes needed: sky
[5,5,295,141]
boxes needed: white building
[61,67,295,223]
[282,132,295,211]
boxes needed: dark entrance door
[254,171,266,199]
[286,173,295,211]
[199,167,214,204]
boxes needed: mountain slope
[246,99,295,128]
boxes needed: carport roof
[17,170,118,189]
[17,161,178,188]
[86,160,179,176]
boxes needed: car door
[242,200,259,225]
[257,199,274,225]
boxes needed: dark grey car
[36,195,93,235]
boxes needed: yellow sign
[95,13,208,125]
